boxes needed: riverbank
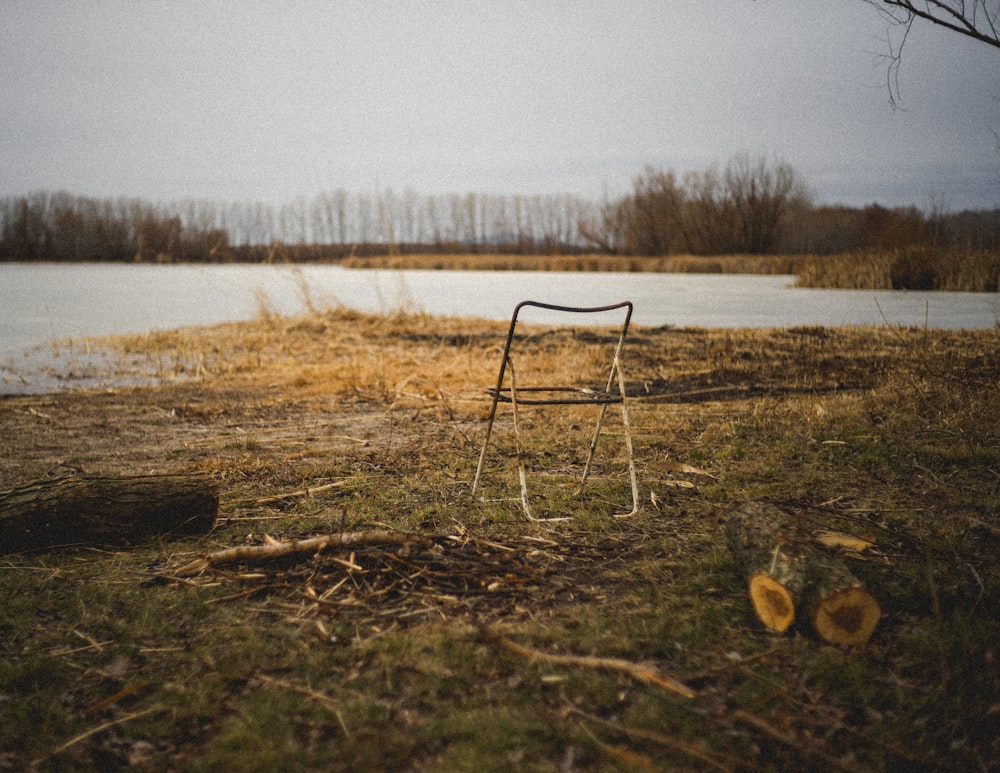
[5,264,997,379]
[342,251,803,274]
[343,248,1000,292]
[2,309,998,770]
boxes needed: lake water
[2,262,998,393]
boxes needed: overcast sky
[3,1,999,212]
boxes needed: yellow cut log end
[748,572,796,633]
[813,586,881,645]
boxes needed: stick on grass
[480,625,696,699]
[173,529,426,575]
[37,707,163,765]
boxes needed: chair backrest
[486,300,633,406]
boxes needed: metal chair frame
[471,300,639,520]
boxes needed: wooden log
[726,501,809,634]
[0,474,218,553]
[806,562,882,646]
[747,560,802,634]
[726,501,880,645]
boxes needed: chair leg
[471,404,497,499]
[507,361,537,520]
[615,361,640,518]
[472,358,542,520]
[582,402,610,484]
[471,373,505,500]
[580,357,639,517]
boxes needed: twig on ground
[569,707,735,772]
[733,709,868,773]
[256,674,352,738]
[84,682,155,717]
[173,530,426,575]
[480,625,696,699]
[968,515,1000,540]
[225,479,349,506]
[577,723,659,771]
[36,707,163,765]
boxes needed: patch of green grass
[190,689,344,773]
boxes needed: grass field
[1,308,998,771]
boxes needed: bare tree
[630,169,689,255]
[870,1,999,48]
[864,1,999,105]
[577,194,624,253]
[724,154,808,255]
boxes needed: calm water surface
[2,263,998,393]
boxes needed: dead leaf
[815,530,874,552]
[664,460,716,478]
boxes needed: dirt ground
[1,310,998,771]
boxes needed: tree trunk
[0,474,218,553]
[726,501,880,645]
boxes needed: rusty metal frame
[471,300,639,520]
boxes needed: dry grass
[342,249,1000,292]
[343,252,803,274]
[795,248,1000,291]
[1,309,998,770]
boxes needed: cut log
[806,562,882,646]
[0,474,218,553]
[748,565,800,634]
[726,501,880,645]
[726,502,809,634]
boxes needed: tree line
[582,155,1000,255]
[1,155,997,262]
[0,189,593,263]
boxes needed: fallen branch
[173,529,427,575]
[480,625,696,699]
[225,480,348,506]
[733,710,868,773]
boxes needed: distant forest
[2,156,998,263]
